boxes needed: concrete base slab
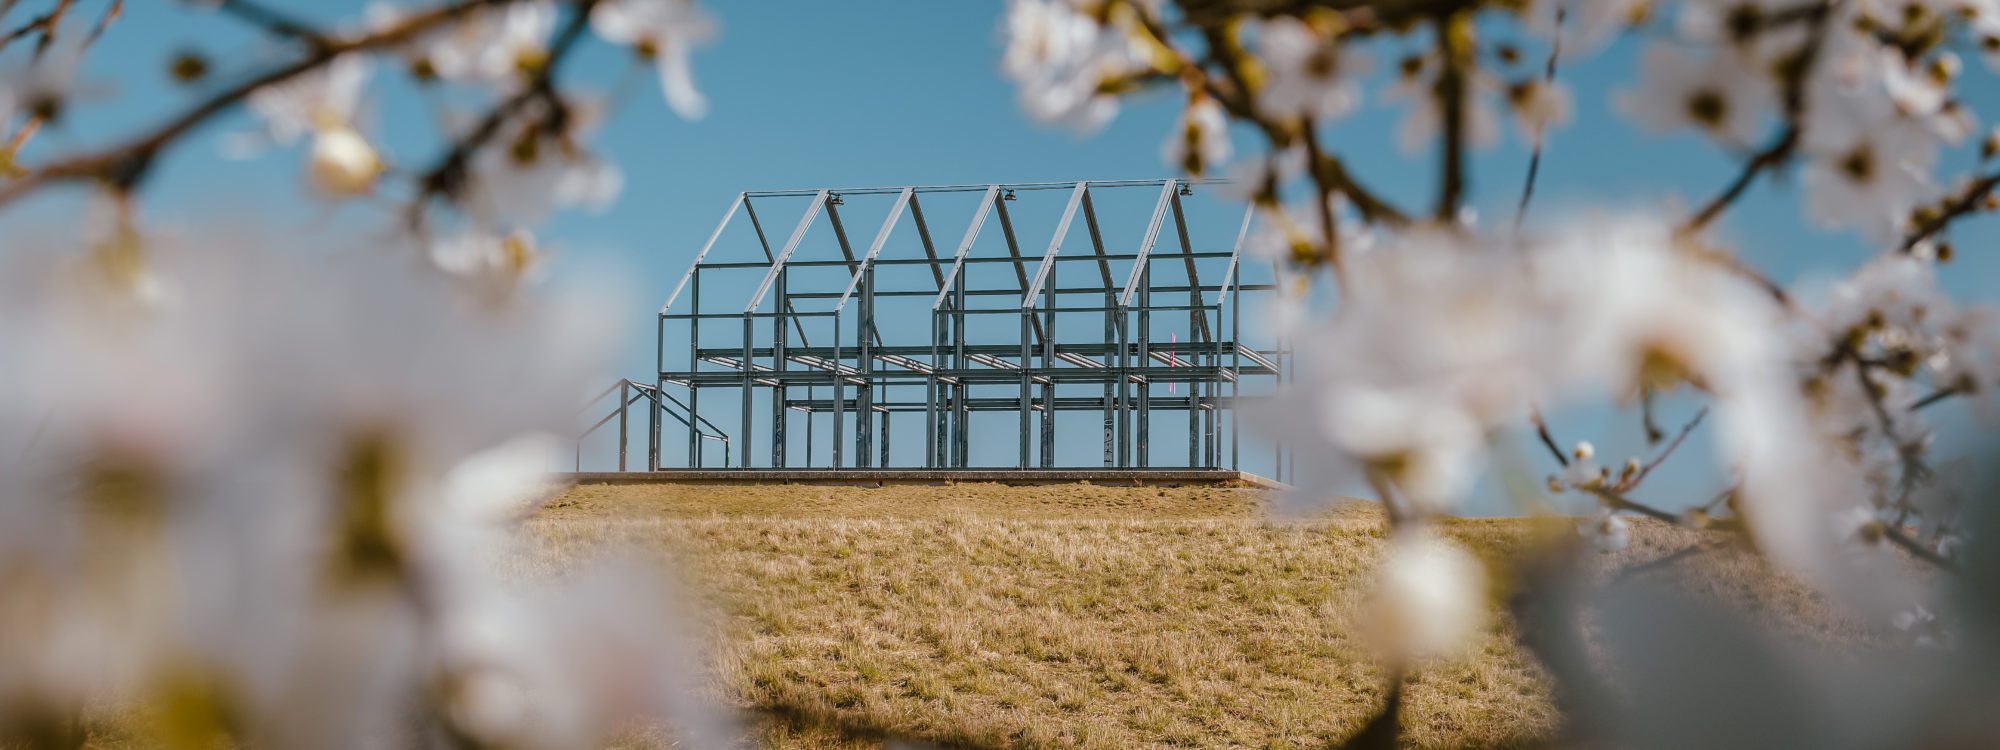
[558,469,1285,489]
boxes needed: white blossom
[1365,531,1487,660]
[1385,59,1502,155]
[590,0,717,119]
[307,125,385,196]
[1161,96,1231,176]
[1617,43,1776,147]
[1250,16,1366,123]
[1506,78,1574,144]
[1001,0,1154,131]
[0,235,715,746]
[421,0,558,86]
[247,54,371,146]
[1521,0,1652,54]
[244,54,385,196]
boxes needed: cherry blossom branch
[1514,6,1564,231]
[1900,171,2000,254]
[1172,10,1409,228]
[1676,0,1832,235]
[407,0,601,226]
[1433,10,1471,222]
[1300,122,1346,276]
[0,0,522,210]
[1909,384,1970,411]
[1176,0,1473,32]
[79,0,114,48]
[1531,410,1568,468]
[1366,469,1413,528]
[1883,524,1955,571]
[0,0,72,57]
[1680,126,1800,234]
[1586,487,1681,524]
[1616,407,1708,493]
[1708,251,1793,305]
[212,0,331,46]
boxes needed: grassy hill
[513,481,1846,749]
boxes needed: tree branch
[1179,15,1409,227]
[1587,487,1681,524]
[1513,5,1563,232]
[0,0,72,58]
[1531,410,1568,468]
[1883,523,1955,571]
[0,0,523,210]
[1900,171,2000,254]
[1617,407,1708,492]
[212,0,330,46]
[1679,126,1799,235]
[406,0,601,225]
[1675,1,1831,235]
[1433,10,1471,222]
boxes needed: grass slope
[515,482,1850,749]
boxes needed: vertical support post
[953,269,969,467]
[1102,290,1115,467]
[1137,263,1151,468]
[1040,260,1056,467]
[1117,297,1129,467]
[617,379,629,471]
[741,315,754,469]
[1231,266,1241,470]
[773,270,788,467]
[650,315,663,471]
[1017,309,1031,469]
[856,268,874,466]
[926,306,940,469]
[1189,284,1200,469]
[832,312,845,470]
[688,270,702,468]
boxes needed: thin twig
[1513,5,1563,231]
[1909,384,1968,411]
[1299,121,1346,279]
[1639,385,1664,444]
[1618,407,1708,492]
[1679,126,1799,235]
[79,0,116,49]
[1587,487,1681,524]
[1675,0,1832,235]
[1531,410,1568,468]
[0,0,71,58]
[213,0,329,45]
[407,0,601,226]
[1883,524,1955,571]
[1900,171,2000,254]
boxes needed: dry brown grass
[508,482,1865,749]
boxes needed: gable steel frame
[633,178,1292,474]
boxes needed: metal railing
[576,379,729,471]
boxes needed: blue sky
[11,2,2000,509]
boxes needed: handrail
[575,379,731,471]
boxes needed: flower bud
[309,126,384,197]
[1572,441,1595,461]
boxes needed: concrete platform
[558,469,1285,489]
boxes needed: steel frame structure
[593,179,1293,475]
